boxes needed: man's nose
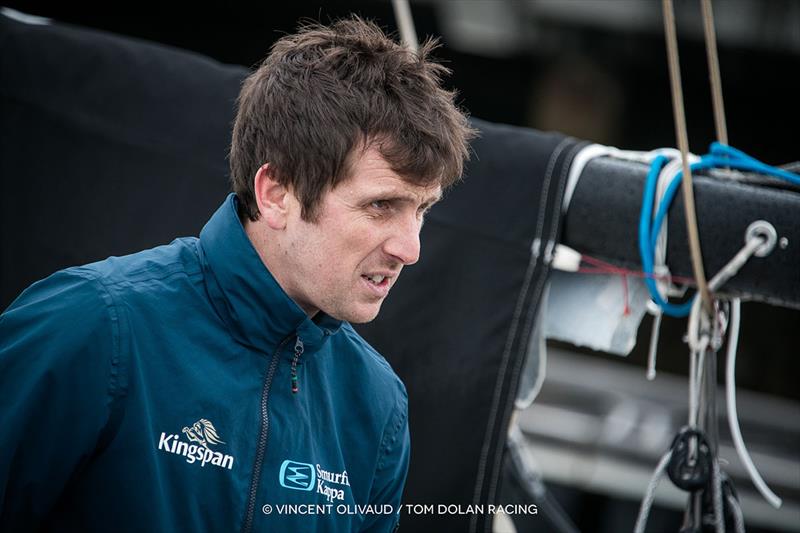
[384,215,422,266]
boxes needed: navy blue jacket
[0,194,410,532]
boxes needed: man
[0,16,475,532]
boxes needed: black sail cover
[0,11,239,308]
[357,123,582,532]
[1,12,583,533]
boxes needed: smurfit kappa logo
[279,460,316,491]
[279,459,351,502]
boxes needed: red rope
[577,254,695,286]
[622,274,630,316]
[573,253,696,317]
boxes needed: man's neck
[243,219,318,318]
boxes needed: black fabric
[0,13,244,309]
[1,13,583,532]
[563,157,800,308]
[357,123,583,532]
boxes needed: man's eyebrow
[365,189,442,205]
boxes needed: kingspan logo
[157,418,235,470]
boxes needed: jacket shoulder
[77,237,202,287]
[0,266,127,528]
[338,323,408,402]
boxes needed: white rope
[725,298,782,508]
[687,345,707,430]
[559,144,687,384]
[645,150,698,382]
[562,144,623,212]
[727,492,746,533]
[634,449,673,533]
[711,458,725,533]
[682,231,781,513]
[646,303,661,381]
[653,157,679,299]
[666,225,777,532]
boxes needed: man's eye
[370,200,391,211]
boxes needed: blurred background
[4,1,799,531]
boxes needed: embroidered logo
[182,419,226,448]
[157,418,235,470]
[279,458,351,502]
[279,460,316,491]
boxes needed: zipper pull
[291,337,304,394]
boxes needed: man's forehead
[374,178,441,200]
[352,177,442,203]
[338,147,443,204]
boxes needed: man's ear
[253,164,289,230]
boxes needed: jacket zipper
[290,337,304,394]
[241,335,292,533]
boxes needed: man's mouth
[362,273,392,287]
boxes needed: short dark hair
[229,16,477,222]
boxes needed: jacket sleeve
[360,389,411,533]
[0,269,124,530]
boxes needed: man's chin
[334,302,383,324]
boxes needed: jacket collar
[197,194,342,354]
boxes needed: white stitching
[468,137,573,533]
[483,141,584,515]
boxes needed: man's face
[280,147,441,323]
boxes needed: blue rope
[639,143,800,317]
